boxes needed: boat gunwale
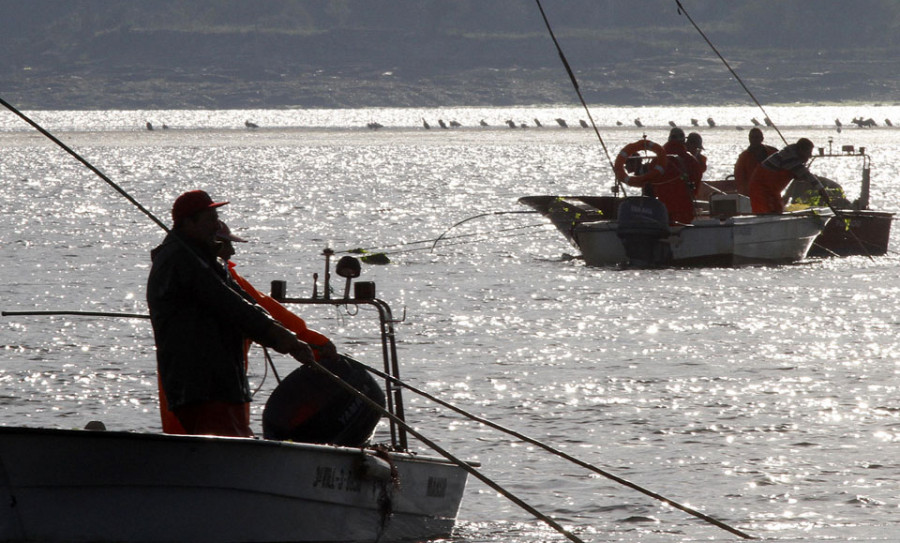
[571,206,835,233]
[0,425,477,467]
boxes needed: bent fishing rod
[673,0,875,261]
[430,211,541,252]
[361,364,755,540]
[336,217,549,259]
[535,0,626,197]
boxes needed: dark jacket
[147,231,275,410]
[761,143,812,179]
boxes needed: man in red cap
[147,190,315,437]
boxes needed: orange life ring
[613,140,668,186]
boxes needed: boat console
[269,248,409,450]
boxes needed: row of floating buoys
[143,116,900,131]
[145,119,260,130]
[415,116,900,131]
[420,118,592,129]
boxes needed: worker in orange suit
[685,132,707,196]
[748,138,816,213]
[158,220,337,434]
[733,127,777,196]
[662,128,705,196]
[216,221,336,360]
[644,127,702,224]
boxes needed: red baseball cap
[172,190,228,223]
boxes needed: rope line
[306,359,588,543]
[674,0,786,145]
[0,97,170,231]
[361,363,755,539]
[535,0,624,195]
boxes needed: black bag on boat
[262,354,385,447]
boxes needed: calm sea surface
[2,105,900,542]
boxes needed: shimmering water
[2,106,900,542]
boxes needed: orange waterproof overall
[748,165,794,213]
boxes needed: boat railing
[809,143,871,209]
[269,248,408,451]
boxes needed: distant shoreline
[6,65,900,111]
[7,102,900,112]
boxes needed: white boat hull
[0,426,468,543]
[573,210,832,267]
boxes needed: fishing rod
[0,97,170,233]
[807,173,875,261]
[701,180,727,196]
[673,1,875,262]
[534,0,626,197]
[1,307,750,537]
[0,95,334,400]
[361,364,755,540]
[3,313,748,537]
[304,358,587,543]
[1,310,149,319]
[429,225,560,253]
[430,210,540,251]
[673,0,786,146]
[371,223,555,257]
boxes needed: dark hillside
[3,0,900,109]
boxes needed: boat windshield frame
[808,146,871,209]
[273,290,408,451]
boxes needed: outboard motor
[616,196,671,268]
[263,354,385,447]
